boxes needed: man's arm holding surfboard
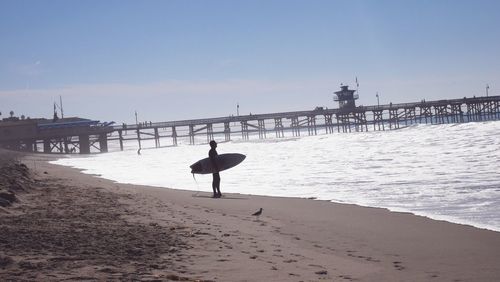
[209,150,219,172]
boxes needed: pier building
[334,85,359,110]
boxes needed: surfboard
[190,153,246,174]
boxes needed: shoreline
[1,151,500,281]
[50,154,500,234]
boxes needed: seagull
[252,208,263,220]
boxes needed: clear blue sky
[1,0,499,123]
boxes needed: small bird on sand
[252,208,263,219]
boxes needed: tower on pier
[334,85,359,110]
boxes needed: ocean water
[52,121,500,232]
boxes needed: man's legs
[212,173,221,197]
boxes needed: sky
[1,0,499,123]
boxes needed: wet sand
[1,151,499,281]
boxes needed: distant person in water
[209,140,221,198]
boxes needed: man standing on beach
[209,140,221,198]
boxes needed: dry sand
[1,151,499,281]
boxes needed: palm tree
[9,111,14,118]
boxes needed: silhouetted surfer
[209,140,221,198]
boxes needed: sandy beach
[0,151,499,281]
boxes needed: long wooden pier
[109,95,500,151]
[2,89,499,154]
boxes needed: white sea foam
[52,121,500,232]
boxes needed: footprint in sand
[338,274,356,281]
[283,259,297,263]
[392,261,405,271]
[365,256,381,262]
[217,259,229,262]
